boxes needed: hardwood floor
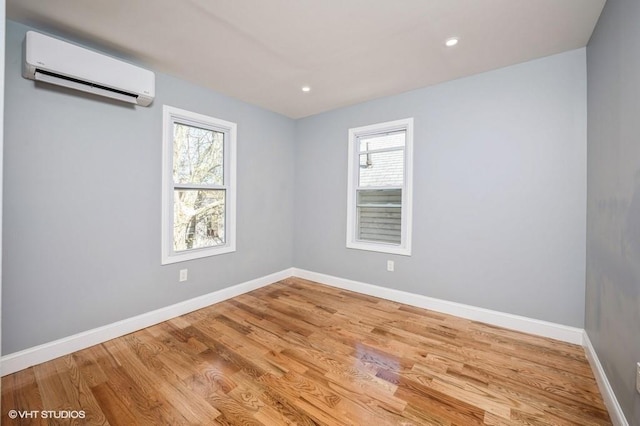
[2,277,611,425]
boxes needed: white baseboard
[2,266,627,426]
[292,268,584,345]
[582,331,629,426]
[1,268,294,376]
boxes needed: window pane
[359,131,405,152]
[173,189,225,252]
[357,206,402,244]
[359,149,404,187]
[173,123,224,185]
[357,189,402,244]
[357,188,402,206]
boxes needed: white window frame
[346,118,413,256]
[161,105,237,265]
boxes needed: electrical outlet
[636,362,640,394]
[387,260,394,272]
[179,269,188,282]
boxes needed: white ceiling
[7,0,605,118]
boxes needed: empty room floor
[1,278,611,425]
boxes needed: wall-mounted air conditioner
[23,31,155,106]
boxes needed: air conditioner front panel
[24,31,155,106]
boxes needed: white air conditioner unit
[23,31,155,106]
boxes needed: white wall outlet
[387,260,394,272]
[179,269,188,282]
[636,362,640,394]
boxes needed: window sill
[161,244,236,265]
[346,241,411,256]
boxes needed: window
[162,105,236,264]
[346,118,413,255]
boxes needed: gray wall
[2,21,295,355]
[294,49,587,327]
[2,19,592,357]
[586,0,640,423]
[0,0,5,362]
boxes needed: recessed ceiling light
[301,86,311,92]
[445,37,459,47]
